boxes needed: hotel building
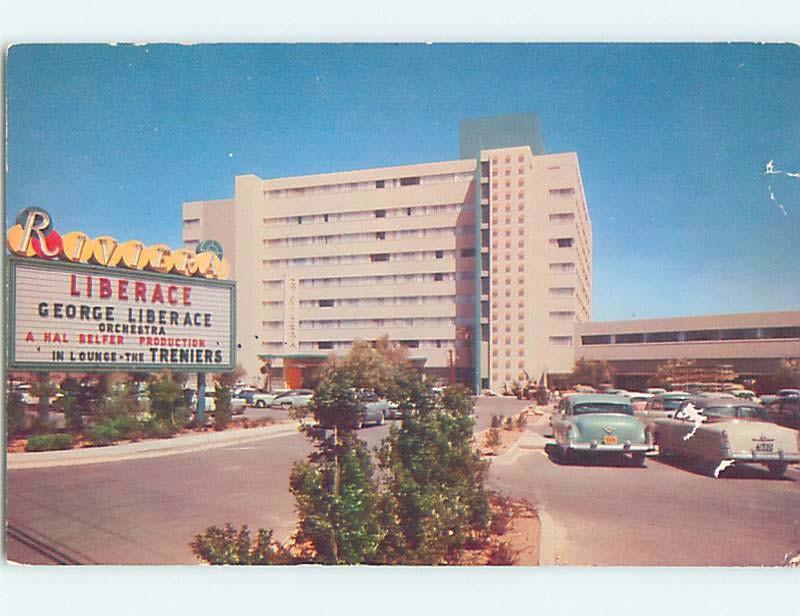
[182,114,592,391]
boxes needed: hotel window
[492,361,498,369]
[297,216,303,224]
[376,231,386,240]
[375,209,386,218]
[434,273,444,281]
[323,213,329,222]
[518,155,524,163]
[435,250,444,259]
[318,299,335,308]
[461,248,476,257]
[370,253,390,262]
[549,336,573,346]
[376,180,385,189]
[518,264,524,272]
[555,237,574,248]
[318,341,334,350]
[518,167,524,174]
[549,212,575,222]
[549,287,575,296]
[549,188,575,197]
[505,156,511,163]
[406,207,412,216]
[518,323,525,331]
[400,177,420,186]
[518,178,524,186]
[518,203,525,212]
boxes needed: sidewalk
[7,421,300,470]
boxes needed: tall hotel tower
[182,114,591,392]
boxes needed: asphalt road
[489,409,800,566]
[10,396,799,566]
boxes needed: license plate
[755,442,774,452]
[603,435,618,446]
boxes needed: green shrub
[148,378,189,428]
[214,387,233,431]
[140,417,177,439]
[86,422,122,446]
[485,428,501,448]
[25,434,73,452]
[7,389,27,436]
[191,524,293,565]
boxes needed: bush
[213,387,233,431]
[485,428,501,448]
[60,389,83,433]
[490,414,504,429]
[503,416,514,431]
[191,524,293,565]
[7,389,27,436]
[86,422,123,447]
[25,433,73,452]
[148,377,189,429]
[140,417,177,439]
[515,412,528,431]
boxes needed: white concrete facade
[183,146,591,390]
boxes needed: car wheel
[631,453,647,467]
[767,462,788,479]
[255,400,265,408]
[378,412,385,426]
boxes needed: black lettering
[170,311,179,325]
[204,314,212,327]
[80,305,90,320]
[214,350,223,363]
[53,303,64,318]
[66,304,76,319]
[38,303,48,317]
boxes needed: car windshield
[573,402,633,416]
[704,405,765,419]
[664,398,689,410]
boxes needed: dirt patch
[460,493,540,565]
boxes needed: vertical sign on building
[284,275,299,352]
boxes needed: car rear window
[573,402,633,416]
[705,405,765,419]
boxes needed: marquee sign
[6,208,236,372]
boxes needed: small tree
[290,368,383,564]
[148,374,189,431]
[6,387,27,437]
[214,365,245,430]
[191,524,293,565]
[568,359,614,389]
[60,377,83,432]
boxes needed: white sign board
[8,258,236,372]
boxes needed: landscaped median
[7,420,300,470]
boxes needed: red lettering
[25,332,34,342]
[182,287,191,306]
[134,282,147,302]
[151,284,164,304]
[167,285,178,305]
[118,279,129,301]
[99,277,112,299]
[70,274,80,297]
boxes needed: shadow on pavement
[652,454,797,481]
[543,444,648,469]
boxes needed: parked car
[624,392,653,411]
[635,392,692,430]
[766,396,800,430]
[646,387,667,395]
[550,394,654,466]
[654,397,800,478]
[731,389,759,403]
[355,391,390,428]
[777,389,800,398]
[233,388,258,405]
[270,389,314,409]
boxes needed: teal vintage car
[551,394,654,466]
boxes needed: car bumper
[729,451,800,463]
[563,442,654,454]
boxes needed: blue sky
[6,43,799,320]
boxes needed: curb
[536,508,557,566]
[8,422,300,470]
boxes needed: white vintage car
[654,397,800,478]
